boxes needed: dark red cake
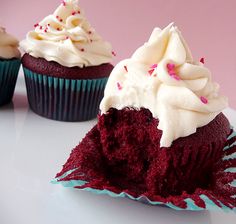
[56,108,232,199]
[22,54,113,80]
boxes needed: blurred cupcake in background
[20,0,114,121]
[0,26,21,106]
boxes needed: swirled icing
[20,0,112,67]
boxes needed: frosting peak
[0,27,20,59]
[20,0,113,67]
[100,23,228,147]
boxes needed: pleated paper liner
[23,67,108,121]
[52,128,236,212]
[0,59,21,106]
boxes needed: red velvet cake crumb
[56,108,232,200]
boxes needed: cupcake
[20,0,113,121]
[54,23,236,211]
[0,26,21,106]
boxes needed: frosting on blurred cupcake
[20,0,113,67]
[100,23,228,147]
[0,27,20,59]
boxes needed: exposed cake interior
[57,107,230,197]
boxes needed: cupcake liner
[53,127,236,212]
[0,59,21,106]
[23,67,108,121]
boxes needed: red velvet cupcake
[20,0,113,121]
[54,23,236,211]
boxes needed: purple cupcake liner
[23,67,108,121]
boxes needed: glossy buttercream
[20,0,112,67]
[100,23,228,147]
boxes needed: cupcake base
[97,108,230,197]
[23,68,108,121]
[21,54,113,121]
[53,108,236,212]
[53,125,236,212]
[0,59,21,106]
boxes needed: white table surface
[1,75,236,224]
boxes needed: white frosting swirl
[20,0,112,67]
[100,23,228,147]
[0,27,20,59]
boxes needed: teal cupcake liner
[0,59,21,106]
[52,127,236,212]
[23,67,108,121]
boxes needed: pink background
[1,0,236,108]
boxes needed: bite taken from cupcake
[20,0,114,121]
[0,26,21,106]
[54,23,236,211]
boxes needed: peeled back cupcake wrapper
[23,68,108,121]
[53,127,236,212]
[0,59,21,106]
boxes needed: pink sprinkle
[124,66,128,72]
[148,69,155,75]
[62,1,66,6]
[65,36,69,40]
[34,23,39,28]
[172,74,180,81]
[112,51,117,56]
[200,57,205,64]
[72,11,76,15]
[117,82,122,90]
[151,64,158,69]
[56,16,63,22]
[170,73,180,81]
[80,48,85,52]
[167,63,175,71]
[200,96,208,104]
[44,29,48,33]
[40,26,43,30]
